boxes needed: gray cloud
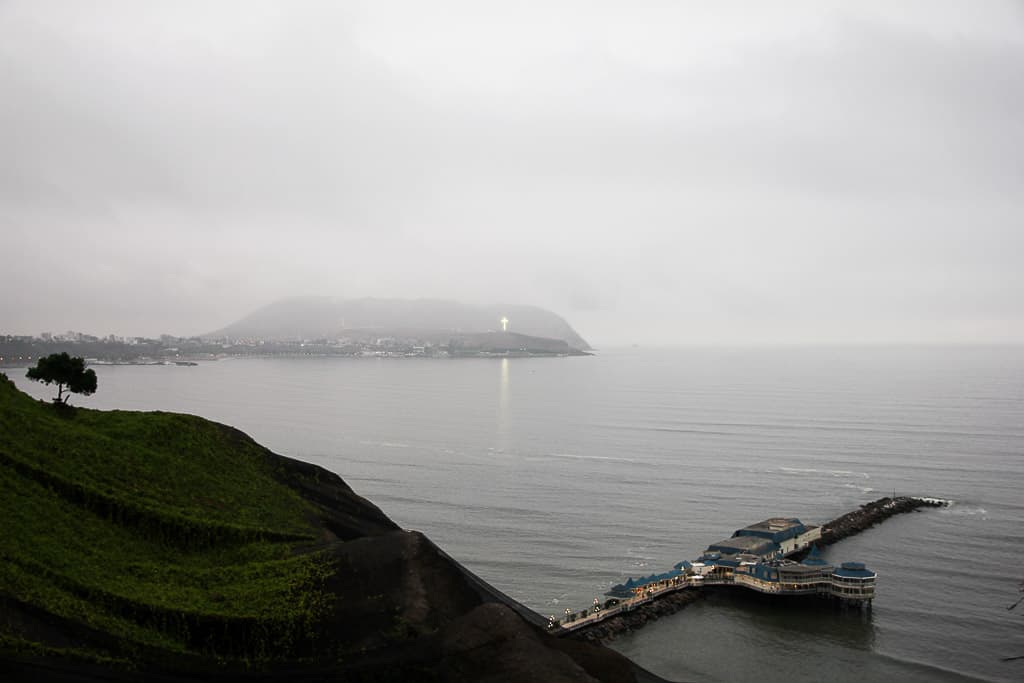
[2,1,1022,343]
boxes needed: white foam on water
[914,496,954,506]
[780,466,871,479]
[942,501,987,519]
[358,439,411,449]
[779,466,820,474]
[547,452,638,464]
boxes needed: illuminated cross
[500,316,509,332]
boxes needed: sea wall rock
[570,590,706,644]
[817,496,948,547]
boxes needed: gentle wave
[546,452,639,464]
[872,648,998,682]
[778,466,871,479]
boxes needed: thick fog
[2,1,1022,345]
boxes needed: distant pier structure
[606,517,876,604]
[553,517,876,635]
[695,530,874,603]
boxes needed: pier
[549,496,948,641]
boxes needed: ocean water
[9,346,1023,682]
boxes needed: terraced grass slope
[0,374,654,682]
[0,372,398,673]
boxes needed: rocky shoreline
[571,590,706,644]
[570,496,949,644]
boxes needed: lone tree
[26,352,98,405]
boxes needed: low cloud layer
[3,1,1022,344]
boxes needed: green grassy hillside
[0,373,651,683]
[0,373,344,670]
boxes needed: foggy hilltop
[209,297,592,351]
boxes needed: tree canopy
[26,352,98,405]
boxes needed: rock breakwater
[817,496,949,547]
[572,590,706,643]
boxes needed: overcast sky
[2,1,1022,345]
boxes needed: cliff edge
[0,374,658,682]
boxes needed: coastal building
[830,562,877,600]
[732,517,822,555]
[606,518,874,605]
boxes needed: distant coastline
[0,332,591,368]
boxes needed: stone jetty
[815,496,948,547]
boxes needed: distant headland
[210,297,591,350]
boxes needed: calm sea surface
[10,347,1024,682]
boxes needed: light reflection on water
[497,357,510,452]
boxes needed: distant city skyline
[2,1,1022,345]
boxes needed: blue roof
[708,536,777,557]
[607,582,635,597]
[833,562,876,579]
[634,574,659,584]
[751,564,779,582]
[802,546,830,566]
[734,518,808,544]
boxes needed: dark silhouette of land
[0,375,662,682]
[209,297,592,350]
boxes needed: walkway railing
[552,577,697,633]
